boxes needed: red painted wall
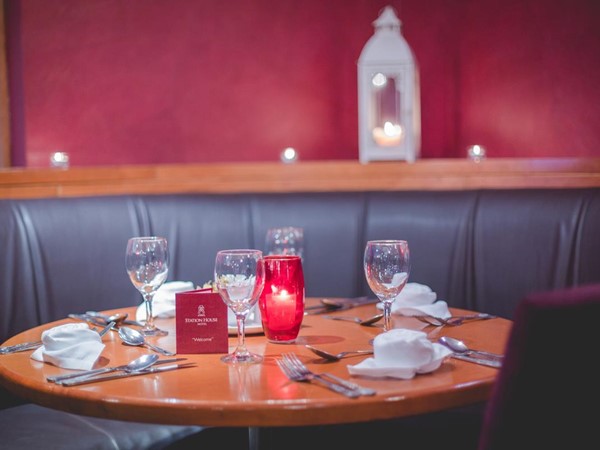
[5,0,600,167]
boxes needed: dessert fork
[277,353,360,398]
[283,353,375,395]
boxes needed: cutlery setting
[321,313,383,326]
[413,313,497,327]
[277,352,375,398]
[59,362,197,386]
[118,326,175,356]
[0,340,43,354]
[84,311,144,327]
[47,354,160,384]
[0,320,115,355]
[305,344,373,362]
[438,336,503,368]
[68,312,143,331]
[304,297,378,315]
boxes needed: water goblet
[214,249,265,364]
[125,236,169,336]
[265,227,304,260]
[363,240,410,332]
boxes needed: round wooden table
[0,299,511,430]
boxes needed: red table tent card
[175,288,228,354]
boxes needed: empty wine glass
[265,227,304,260]
[364,240,410,332]
[125,236,169,336]
[214,249,265,364]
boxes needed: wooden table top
[0,299,512,427]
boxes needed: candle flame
[383,121,402,137]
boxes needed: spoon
[305,344,373,362]
[322,313,384,326]
[49,353,160,384]
[438,336,503,361]
[118,326,175,356]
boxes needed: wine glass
[125,236,169,336]
[214,249,265,364]
[363,240,410,332]
[265,227,304,260]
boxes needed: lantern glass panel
[370,73,403,147]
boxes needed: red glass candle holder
[259,255,304,343]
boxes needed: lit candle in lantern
[268,289,297,331]
[372,121,403,146]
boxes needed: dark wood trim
[1,158,599,199]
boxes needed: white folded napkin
[377,282,451,319]
[30,323,105,370]
[135,281,195,321]
[347,328,452,379]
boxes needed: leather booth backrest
[1,189,600,342]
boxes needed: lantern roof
[358,6,413,65]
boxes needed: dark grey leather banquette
[1,188,599,449]
[2,189,599,344]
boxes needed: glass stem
[143,292,156,331]
[383,300,393,332]
[235,315,247,355]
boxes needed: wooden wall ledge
[1,158,600,199]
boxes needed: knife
[68,313,123,332]
[84,311,145,327]
[0,340,43,354]
[59,363,197,386]
[48,357,188,383]
[450,353,502,368]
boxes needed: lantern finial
[373,6,401,31]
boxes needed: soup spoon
[438,336,503,361]
[118,326,175,356]
[305,344,373,362]
[49,353,159,384]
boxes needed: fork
[283,353,374,395]
[278,353,360,398]
[414,313,496,327]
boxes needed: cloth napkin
[377,282,451,319]
[30,323,105,370]
[135,281,195,321]
[347,328,452,379]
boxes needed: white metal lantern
[358,6,420,163]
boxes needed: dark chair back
[478,283,600,450]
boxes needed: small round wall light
[467,145,486,162]
[280,147,298,164]
[49,151,70,169]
